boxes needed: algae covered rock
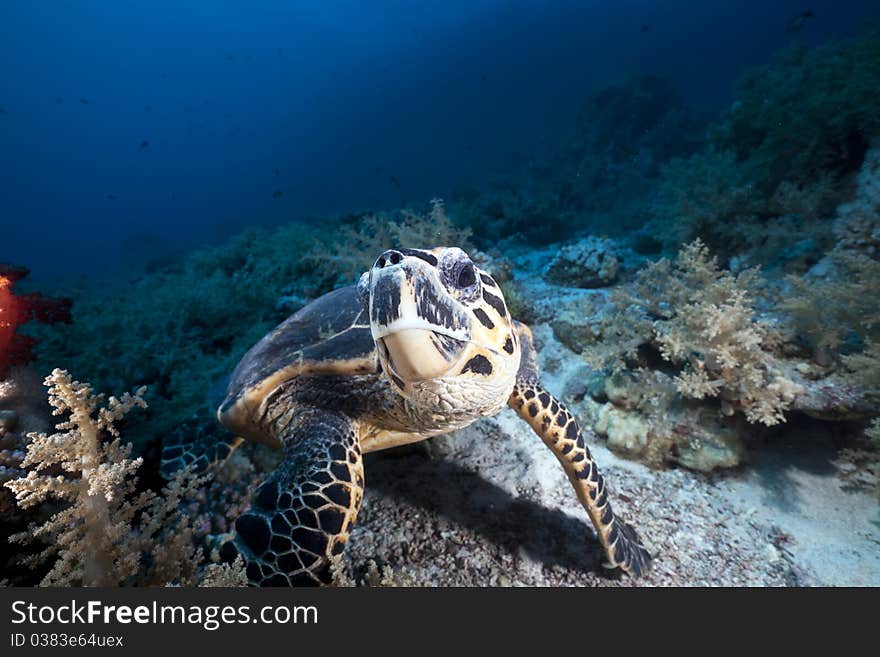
[551,312,601,354]
[594,404,653,457]
[592,401,746,472]
[545,237,620,288]
[672,417,746,472]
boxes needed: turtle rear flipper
[219,408,364,586]
[160,416,243,478]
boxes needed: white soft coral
[5,369,206,586]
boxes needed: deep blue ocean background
[2,1,879,279]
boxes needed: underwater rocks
[0,409,16,434]
[545,237,620,288]
[549,297,606,354]
[593,403,746,472]
[582,369,749,472]
[833,141,880,259]
[788,372,877,421]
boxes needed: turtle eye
[456,262,476,289]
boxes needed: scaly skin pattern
[220,408,364,586]
[508,382,651,577]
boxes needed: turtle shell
[218,285,377,444]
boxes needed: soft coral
[0,265,71,379]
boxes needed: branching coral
[4,370,207,586]
[302,198,473,290]
[200,555,248,587]
[590,240,800,426]
[782,252,880,361]
[651,243,799,425]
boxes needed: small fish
[787,9,814,34]
[107,194,118,200]
[272,189,283,199]
[0,106,6,115]
[139,139,150,149]
[79,97,89,105]
[273,167,280,177]
[389,175,401,189]
[55,97,64,104]
[640,23,651,33]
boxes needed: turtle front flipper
[509,382,651,576]
[160,416,244,478]
[220,408,364,586]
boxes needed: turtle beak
[370,253,469,383]
[379,329,462,381]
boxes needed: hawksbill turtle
[171,247,652,585]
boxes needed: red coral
[0,265,72,380]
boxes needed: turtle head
[361,247,521,413]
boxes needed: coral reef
[0,421,26,487]
[4,370,207,586]
[647,148,765,252]
[580,240,802,469]
[782,252,880,363]
[28,222,322,445]
[649,242,801,426]
[0,366,54,582]
[842,339,880,458]
[714,32,880,191]
[648,32,880,260]
[834,141,880,259]
[451,74,705,245]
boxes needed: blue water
[1,1,877,278]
